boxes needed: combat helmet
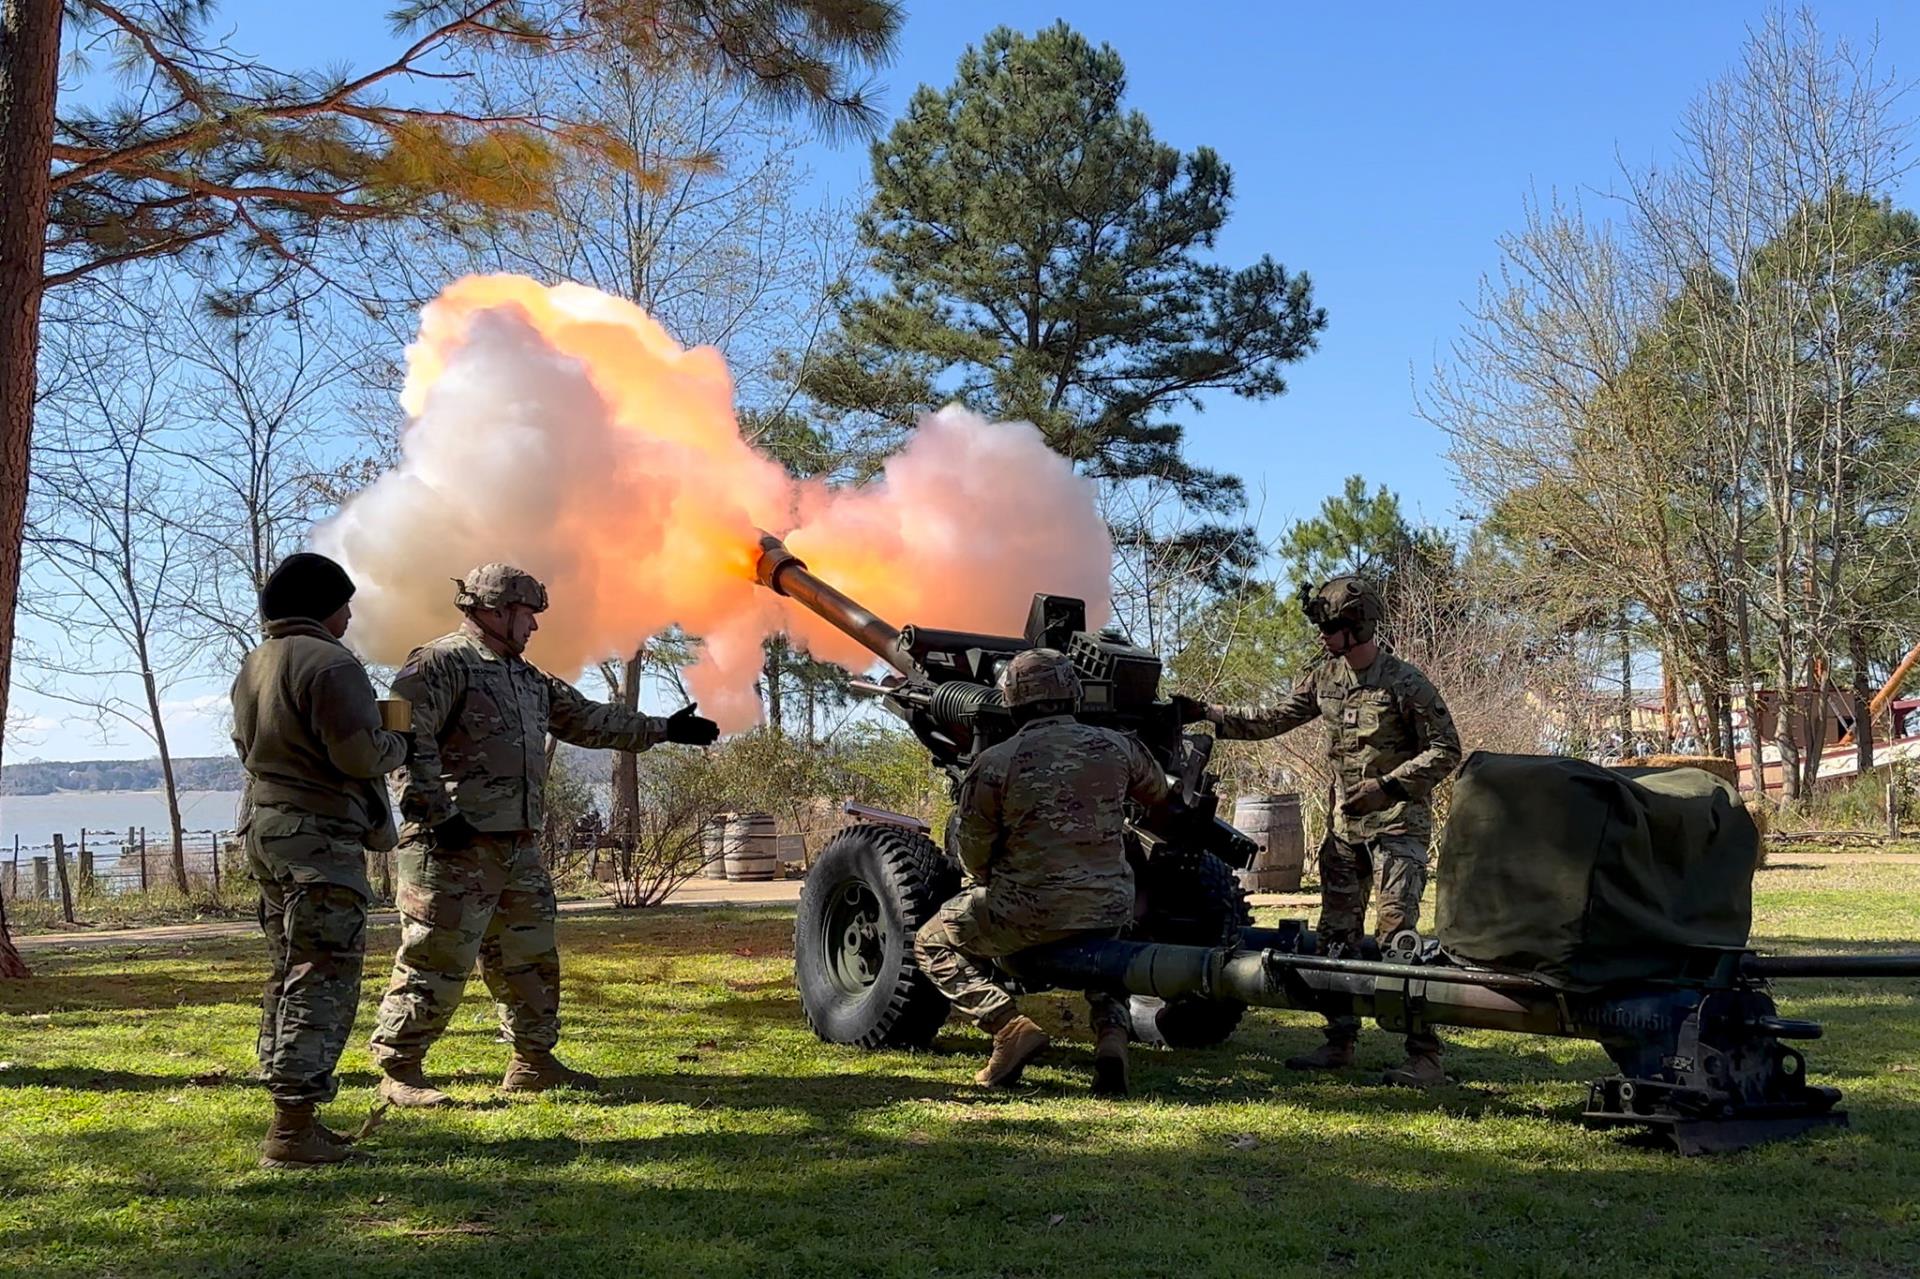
[997,648,1083,709]
[454,563,549,613]
[1300,575,1383,642]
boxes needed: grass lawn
[3,860,1920,1278]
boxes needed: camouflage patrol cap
[1300,575,1383,642]
[997,648,1083,709]
[454,563,549,613]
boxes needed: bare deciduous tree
[25,289,195,890]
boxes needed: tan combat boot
[1091,1025,1130,1098]
[501,1050,600,1094]
[975,1014,1050,1088]
[1382,1050,1447,1089]
[1284,1038,1357,1071]
[377,1061,453,1108]
[259,1104,354,1169]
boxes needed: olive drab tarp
[1435,753,1758,990]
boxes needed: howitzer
[753,533,1255,867]
[754,535,1920,1153]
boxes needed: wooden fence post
[138,827,149,894]
[209,831,220,897]
[77,829,93,892]
[51,834,75,925]
[32,857,48,901]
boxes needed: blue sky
[14,1,1915,762]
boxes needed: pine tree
[805,22,1325,554]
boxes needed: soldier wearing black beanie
[259,552,356,626]
[232,548,406,1167]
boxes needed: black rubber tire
[1131,847,1254,1048]
[794,823,960,1049]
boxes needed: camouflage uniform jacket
[946,715,1170,934]
[230,618,408,850]
[1207,650,1461,840]
[392,626,669,836]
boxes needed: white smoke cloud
[316,275,1111,729]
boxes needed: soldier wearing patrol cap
[913,648,1170,1096]
[1174,576,1462,1087]
[368,563,720,1106]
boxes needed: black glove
[432,812,481,851]
[665,703,720,746]
[1170,694,1212,725]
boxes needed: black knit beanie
[260,552,356,623]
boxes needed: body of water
[0,790,245,851]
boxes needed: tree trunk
[139,659,189,893]
[1706,598,1735,759]
[1616,606,1633,751]
[0,0,62,789]
[1733,542,1767,801]
[1850,626,1874,780]
[609,646,643,850]
[0,856,27,976]
[764,637,784,734]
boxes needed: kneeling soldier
[914,649,1169,1095]
[231,553,409,1167]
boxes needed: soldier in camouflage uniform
[1175,576,1462,1087]
[368,564,719,1106]
[231,552,410,1167]
[914,649,1170,1096]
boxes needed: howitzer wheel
[795,823,960,1048]
[1131,848,1254,1048]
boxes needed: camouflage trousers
[913,887,1128,1035]
[368,833,560,1067]
[247,805,373,1107]
[1317,832,1440,1055]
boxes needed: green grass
[4,866,1920,1278]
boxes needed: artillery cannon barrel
[1008,937,1561,1036]
[753,532,911,675]
[1742,953,1920,979]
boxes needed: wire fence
[1,827,238,917]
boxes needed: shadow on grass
[11,1082,1920,1279]
[0,971,263,1015]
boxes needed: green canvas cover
[1435,752,1758,990]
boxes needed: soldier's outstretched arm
[311,659,408,779]
[391,646,463,828]
[947,754,1006,882]
[1122,734,1172,811]
[1206,677,1319,742]
[1386,679,1464,800]
[545,674,670,753]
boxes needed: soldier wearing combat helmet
[1174,575,1462,1087]
[368,563,719,1106]
[914,648,1170,1095]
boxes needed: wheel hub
[822,879,887,994]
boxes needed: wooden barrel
[700,816,730,878]
[723,812,778,882]
[1232,793,1305,892]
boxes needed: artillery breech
[753,532,912,674]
